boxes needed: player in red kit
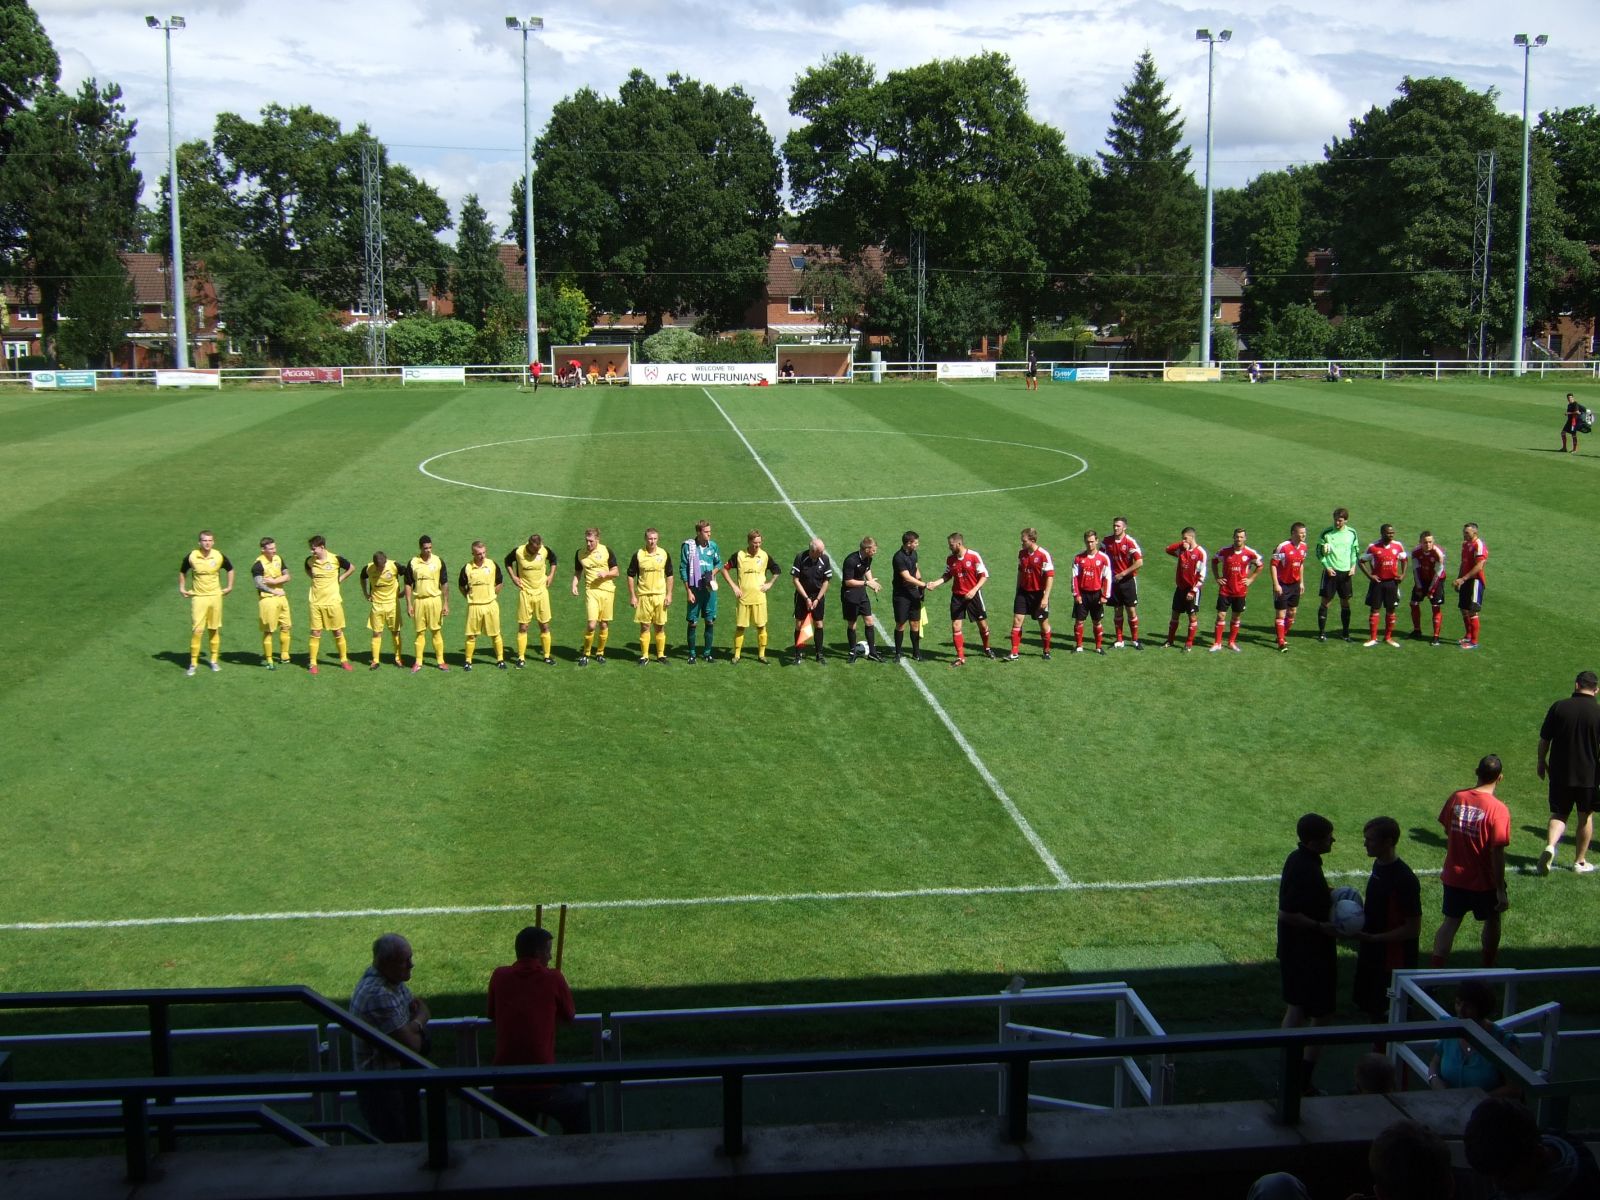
[1164,528,1207,651]
[1452,523,1488,650]
[1270,522,1308,653]
[1104,516,1144,650]
[1409,530,1447,645]
[925,532,994,666]
[1210,528,1263,652]
[1071,530,1113,654]
[1008,527,1054,660]
[1358,523,1409,648]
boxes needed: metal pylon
[361,141,387,368]
[1471,150,1496,364]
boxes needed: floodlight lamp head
[1196,28,1210,40]
[528,17,544,30]
[146,15,160,27]
[505,16,518,28]
[1535,34,1548,46]
[1219,29,1232,42]
[170,15,185,27]
[1513,33,1529,45]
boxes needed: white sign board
[155,370,222,389]
[935,361,997,380]
[401,365,468,385]
[629,363,777,386]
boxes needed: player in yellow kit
[250,536,293,669]
[178,529,234,675]
[304,534,356,674]
[458,540,507,670]
[720,528,781,664]
[403,535,450,672]
[571,527,619,666]
[627,527,675,664]
[505,533,556,667]
[362,550,406,669]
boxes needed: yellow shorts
[737,596,768,628]
[465,603,502,637]
[635,594,667,626]
[257,594,291,632]
[585,589,615,624]
[412,596,443,632]
[190,594,223,631]
[368,603,401,633]
[517,589,552,625]
[309,602,346,632]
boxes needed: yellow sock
[597,626,610,653]
[392,632,404,660]
[733,629,745,659]
[334,633,348,662]
[493,636,504,662]
[208,630,220,663]
[582,630,595,656]
[189,632,202,665]
[262,633,273,661]
[432,631,445,664]
[641,630,651,659]
[371,636,381,664]
[415,634,426,664]
[280,629,292,661]
[540,631,551,659]
[310,635,321,663]
[517,631,528,660]
[655,631,666,658]
[465,636,476,663]
[757,628,768,655]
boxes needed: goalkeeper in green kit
[1315,507,1360,642]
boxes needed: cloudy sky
[37,0,1600,240]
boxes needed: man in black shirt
[841,537,884,663]
[1536,670,1600,875]
[1278,812,1337,1095]
[1352,816,1421,1022]
[890,531,926,662]
[791,537,833,665]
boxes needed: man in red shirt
[1452,523,1489,650]
[1164,528,1207,651]
[487,925,590,1133]
[1430,756,1511,969]
[925,532,994,665]
[1008,527,1055,660]
[1359,523,1409,648]
[1409,530,1448,645]
[1210,528,1263,653]
[1103,516,1144,650]
[1270,522,1308,653]
[1071,530,1113,654]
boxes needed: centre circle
[418,428,1089,505]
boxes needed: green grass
[2,374,1597,1054]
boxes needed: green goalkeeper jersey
[1316,524,1360,572]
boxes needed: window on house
[790,256,807,271]
[15,306,39,321]
[351,299,371,316]
[4,340,30,360]
[788,296,813,314]
[1548,333,1564,357]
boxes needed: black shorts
[1272,583,1302,611]
[1458,580,1484,612]
[1319,570,1354,601]
[1412,577,1445,606]
[1025,366,1038,379]
[1279,953,1336,1017]
[1014,590,1048,619]
[1441,884,1498,922]
[1365,579,1400,610]
[842,594,872,621]
[1549,782,1598,821]
[1072,596,1105,622]
[1110,576,1139,608]
[1171,587,1200,616]
[950,592,987,623]
[1215,594,1246,615]
[794,595,827,622]
[892,592,923,624]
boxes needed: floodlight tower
[147,15,189,369]
[1511,33,1548,377]
[506,16,545,369]
[1196,28,1231,367]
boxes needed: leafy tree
[1255,303,1332,359]
[0,0,60,263]
[542,281,591,346]
[386,316,476,366]
[1328,314,1385,360]
[57,252,136,368]
[1089,52,1202,357]
[206,246,344,365]
[1209,322,1240,363]
[451,193,506,329]
[641,326,701,363]
[472,295,525,365]
[1537,106,1600,320]
[521,71,781,332]
[1229,169,1316,346]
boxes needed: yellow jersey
[406,554,446,600]
[459,558,503,605]
[365,559,401,606]
[251,553,286,592]
[628,546,672,598]
[575,543,618,594]
[731,548,776,592]
[182,548,232,596]
[506,544,554,594]
[304,551,351,606]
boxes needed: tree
[206,246,345,364]
[56,252,135,367]
[541,281,591,346]
[386,316,476,365]
[0,0,60,263]
[641,326,700,363]
[1088,52,1202,358]
[1227,169,1316,347]
[1255,303,1332,360]
[521,71,781,332]
[450,193,505,330]
[784,52,1089,355]
[1537,106,1600,321]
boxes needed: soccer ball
[1332,896,1365,937]
[1331,885,1362,905]
[853,640,869,657]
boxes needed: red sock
[1213,618,1225,645]
[1469,614,1480,643]
[1094,625,1104,650]
[1167,619,1179,645]
[1074,622,1084,649]
[1384,613,1395,640]
[1011,627,1022,655]
[1185,620,1197,649]
[1369,613,1380,640]
[1433,608,1443,637]
[1409,603,1421,634]
[1274,617,1286,646]
[1114,613,1124,639]
[953,631,965,660]
[1228,621,1239,648]
[1284,610,1295,632]
[980,628,990,651]
[1129,613,1139,641]
[1042,627,1052,652]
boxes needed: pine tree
[451,193,507,331]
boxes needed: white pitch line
[703,387,1071,885]
[0,871,1372,932]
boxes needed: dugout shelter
[776,343,854,382]
[548,345,630,385]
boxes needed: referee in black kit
[1536,669,1600,875]
[791,537,833,665]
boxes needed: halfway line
[701,387,1070,885]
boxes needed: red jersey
[1271,540,1307,586]
[1072,550,1112,600]
[1458,537,1488,584]
[1167,542,1207,592]
[943,549,988,595]
[1411,543,1446,586]
[1103,534,1143,577]
[1016,546,1055,593]
[1438,787,1510,893]
[1214,544,1263,598]
[487,959,576,1066]
[1361,540,1408,582]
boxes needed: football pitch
[1,375,1596,1028]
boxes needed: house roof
[764,240,886,299]
[1213,267,1246,300]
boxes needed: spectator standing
[487,925,590,1133]
[348,933,430,1142]
[1277,812,1337,1095]
[1430,755,1511,968]
[1536,670,1599,875]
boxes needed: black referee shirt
[1541,692,1600,787]
[792,551,834,596]
[842,550,872,592]
[892,548,922,596]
